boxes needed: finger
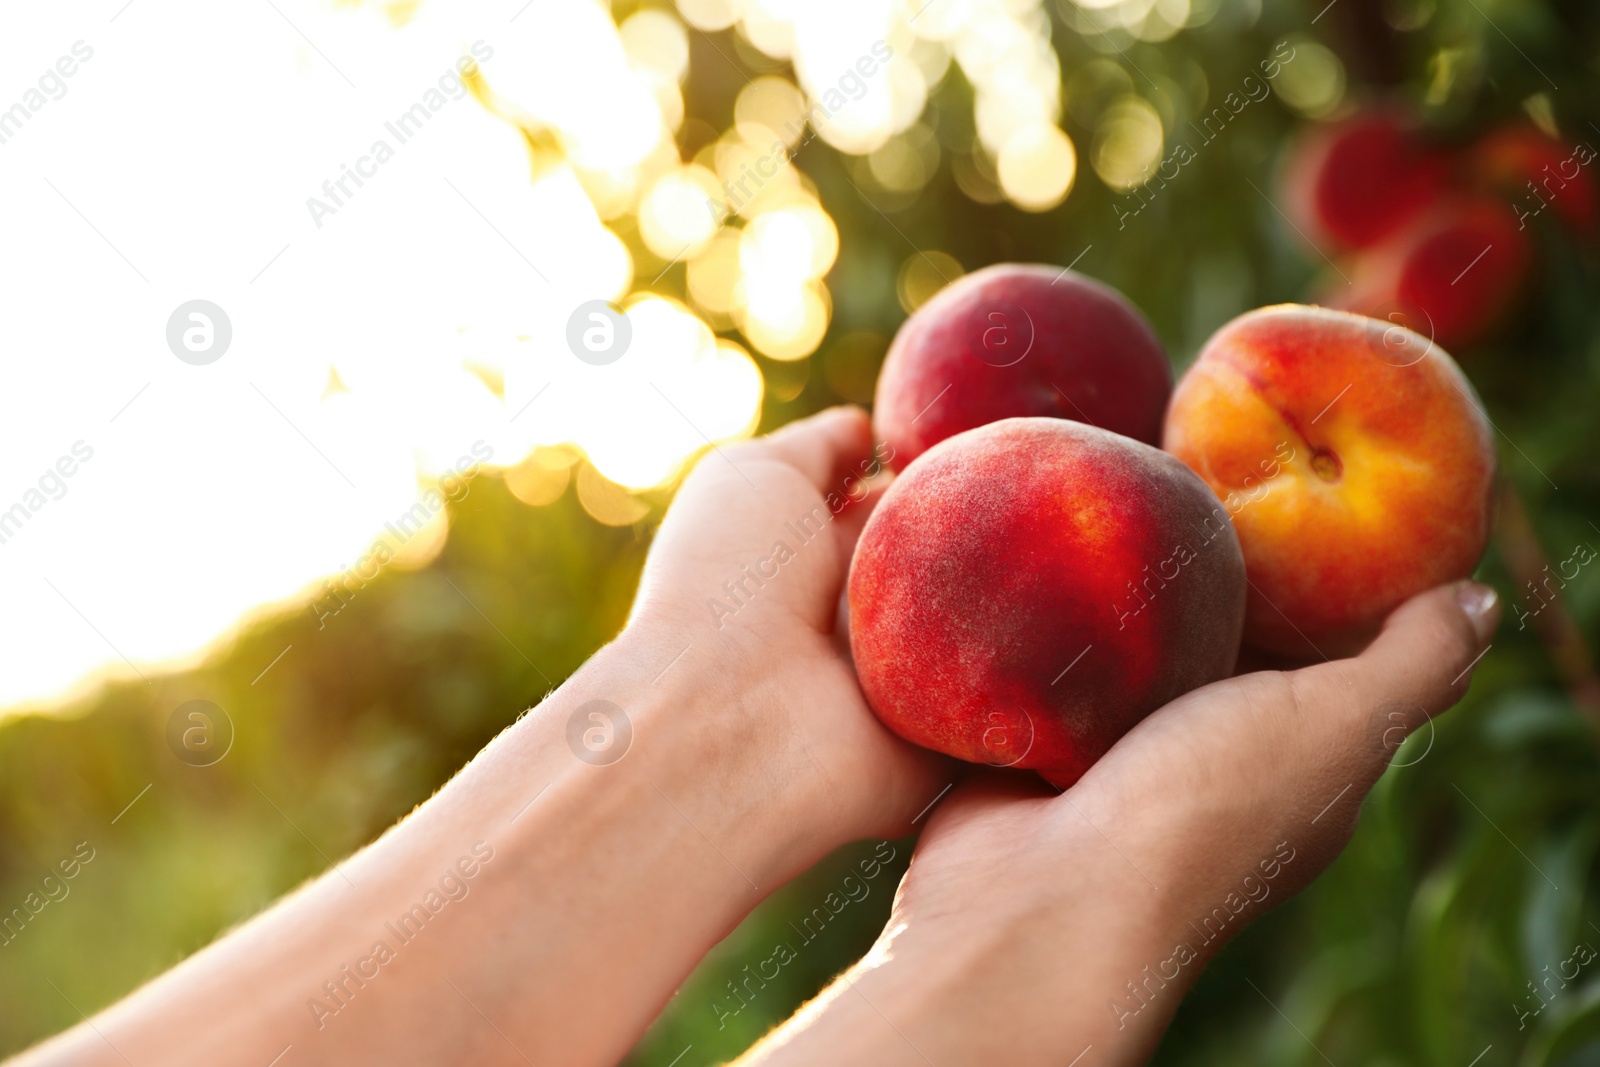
[1357,580,1500,709]
[831,480,893,641]
[739,406,876,493]
[1292,580,1501,753]
[832,477,892,551]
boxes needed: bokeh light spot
[998,123,1078,211]
[1274,37,1347,118]
[897,251,964,314]
[1091,94,1165,192]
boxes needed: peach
[1163,305,1496,659]
[1282,111,1448,250]
[872,265,1171,471]
[1469,124,1596,239]
[849,417,1245,788]
[1324,198,1531,350]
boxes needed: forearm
[18,630,839,1067]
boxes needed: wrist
[755,814,1196,1067]
[883,805,1299,1060]
[514,625,852,889]
[377,630,861,1066]
[907,836,1188,1061]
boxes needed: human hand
[625,406,949,878]
[17,408,951,1067]
[741,581,1500,1066]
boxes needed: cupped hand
[744,581,1500,1066]
[626,406,949,854]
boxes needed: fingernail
[1457,581,1500,643]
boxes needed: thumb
[1252,581,1502,862]
[1292,580,1501,775]
[1353,580,1500,718]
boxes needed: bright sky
[0,0,754,712]
[0,0,1115,714]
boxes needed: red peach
[1163,305,1497,658]
[872,265,1171,472]
[1324,198,1532,351]
[1282,111,1449,251]
[849,417,1245,788]
[1469,124,1597,239]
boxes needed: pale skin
[13,408,1499,1066]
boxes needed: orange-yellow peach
[849,417,1245,787]
[1163,305,1496,658]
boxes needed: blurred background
[1,0,1598,1061]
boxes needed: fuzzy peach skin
[872,265,1171,471]
[1163,304,1497,659]
[848,417,1245,788]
